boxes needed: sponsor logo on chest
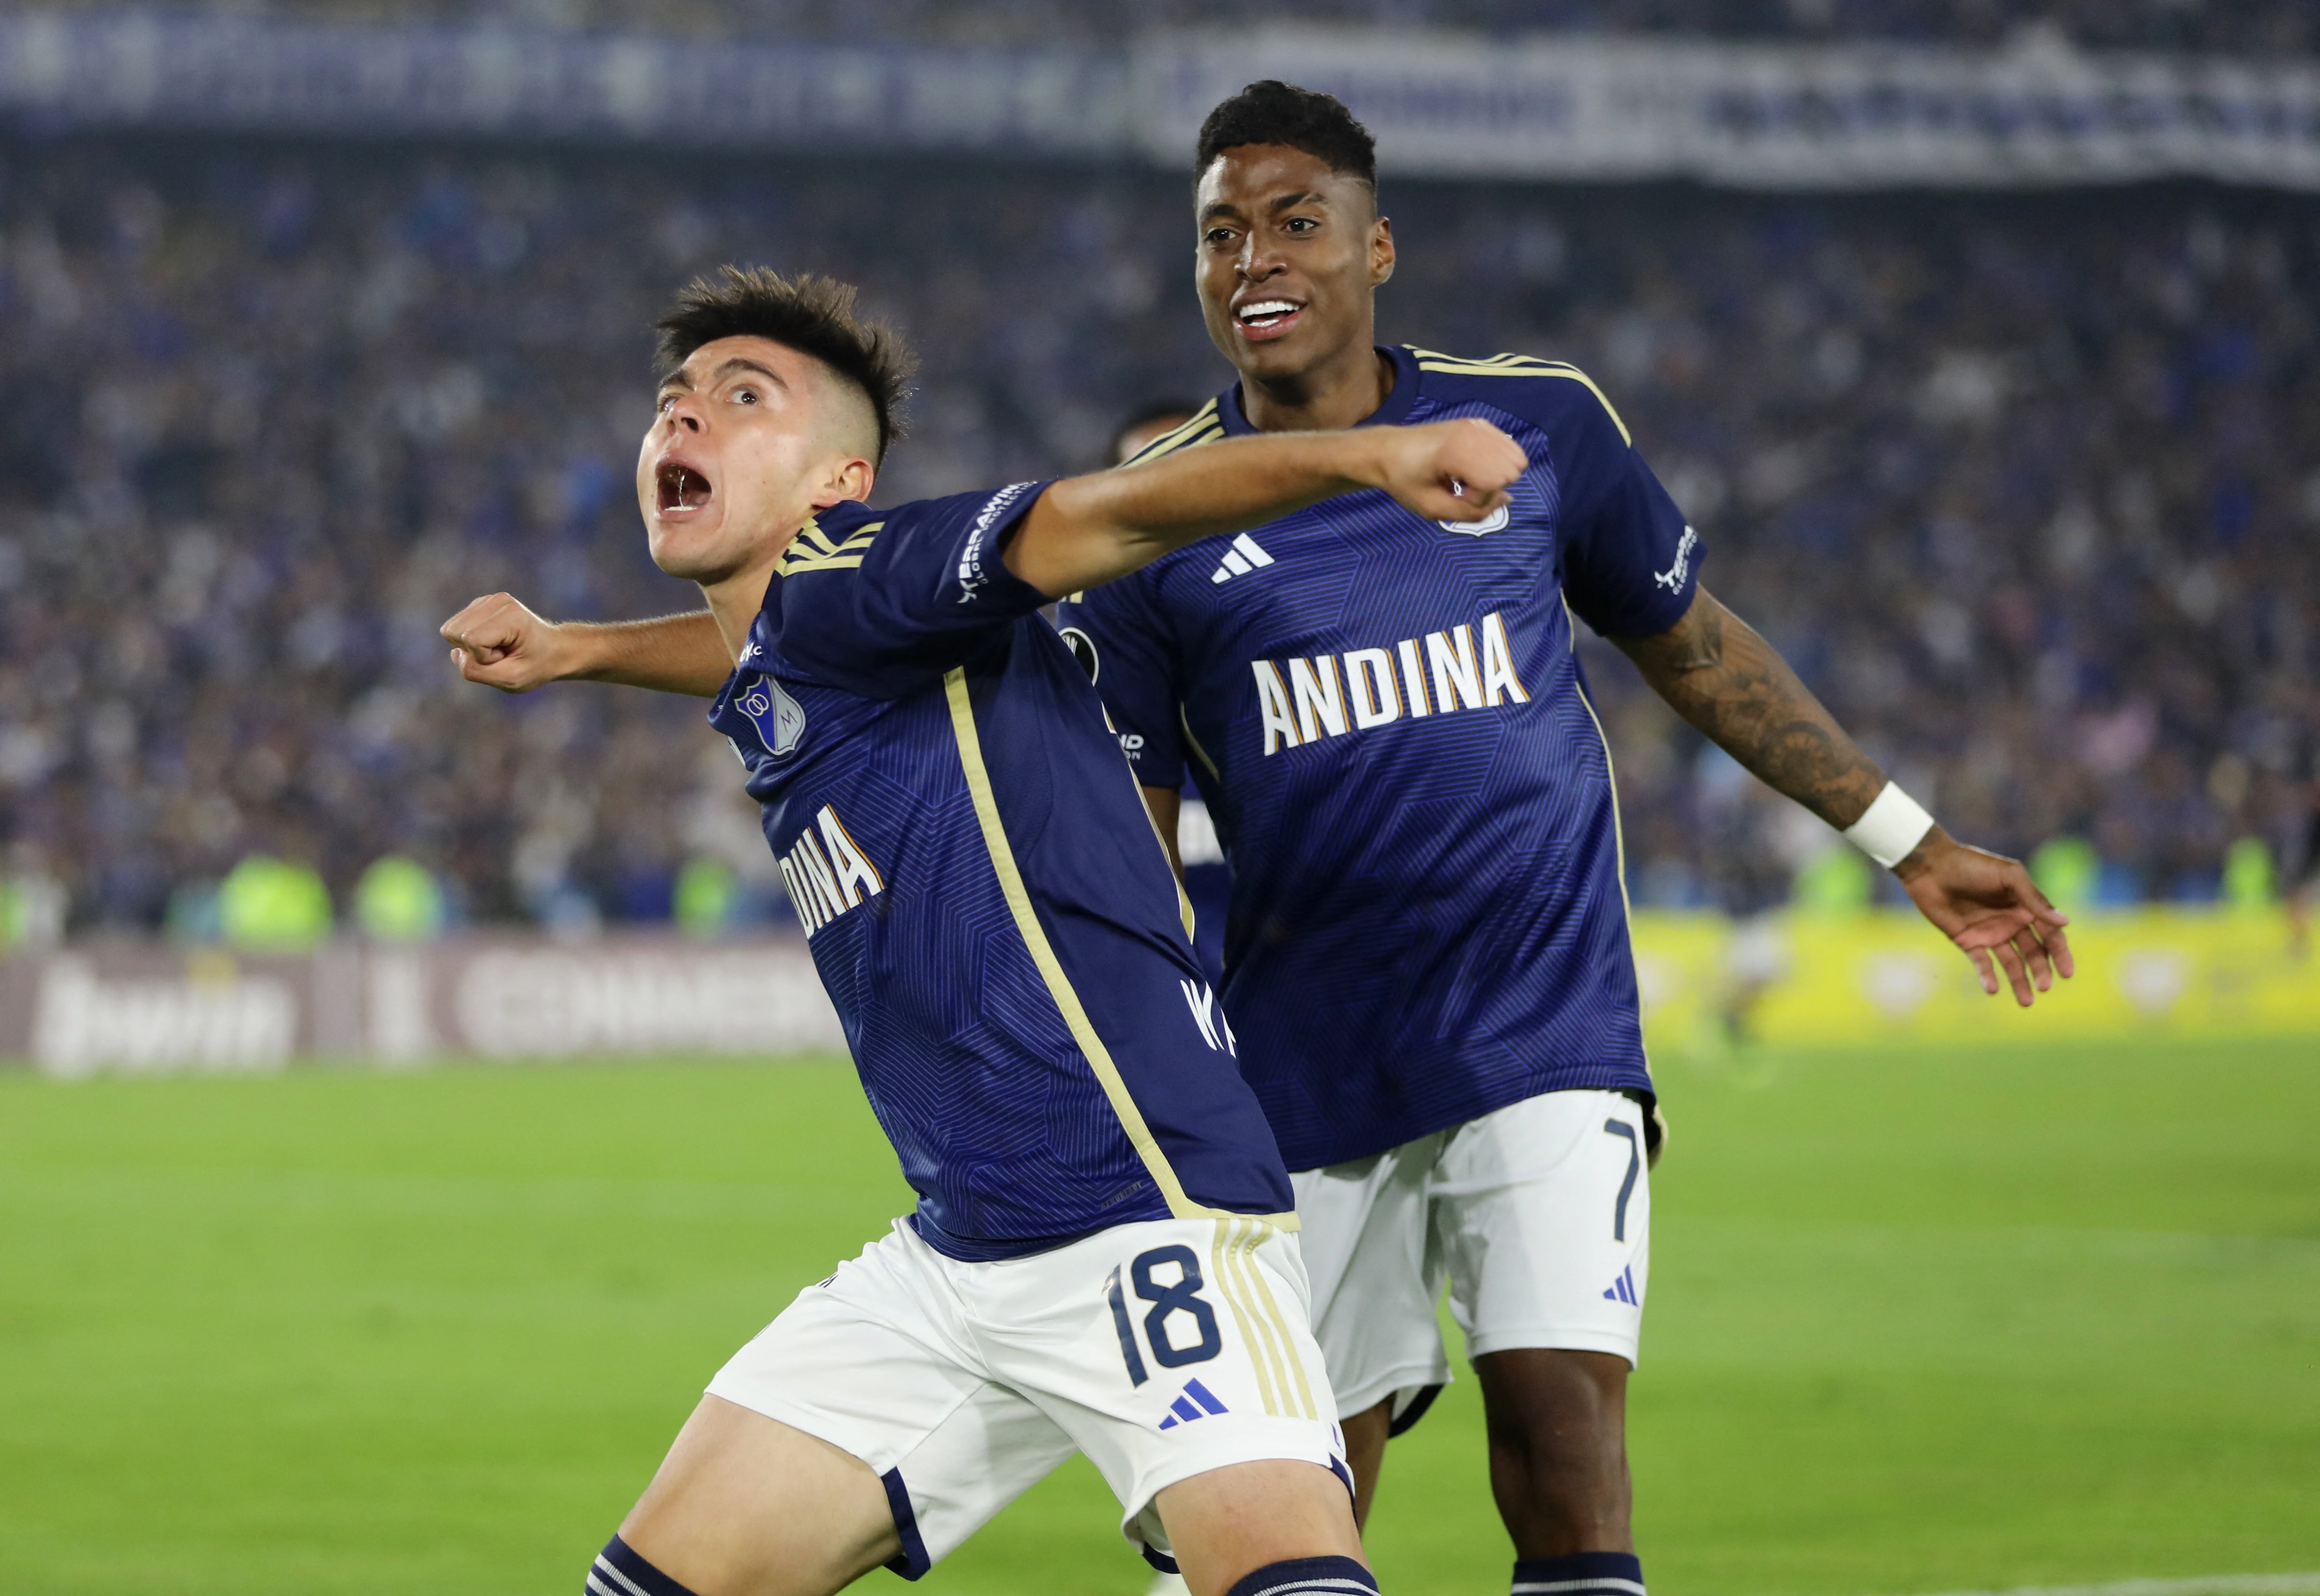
[779,803,886,938]
[1251,611,1532,756]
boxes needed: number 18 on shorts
[705,1215,1351,1576]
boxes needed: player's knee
[1480,1348,1627,1430]
[1225,1555,1378,1596]
[588,1535,701,1596]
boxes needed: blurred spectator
[354,854,447,941]
[673,857,740,940]
[0,135,2313,931]
[0,843,67,950]
[219,855,332,951]
[2029,836,2101,913]
[2220,835,2275,912]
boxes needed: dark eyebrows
[710,356,788,388]
[658,355,788,399]
[1199,191,1326,226]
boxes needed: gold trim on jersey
[778,515,883,575]
[1121,399,1224,466]
[1104,708,1197,940]
[1408,347,1633,446]
[1179,706,1221,782]
[944,667,1297,1233]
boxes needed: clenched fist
[1364,417,1528,524]
[441,592,573,694]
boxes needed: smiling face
[1195,143,1394,388]
[636,334,877,587]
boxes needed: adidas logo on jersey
[1209,533,1276,584]
[1602,1265,1640,1306]
[779,803,885,938]
[1252,612,1532,756]
[1156,1377,1232,1430]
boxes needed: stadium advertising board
[0,912,2310,1075]
[1628,908,2320,1052]
[0,936,846,1076]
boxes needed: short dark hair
[1195,81,1377,193]
[654,266,915,463]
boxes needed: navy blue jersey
[707,487,1294,1260]
[1058,346,1700,1171]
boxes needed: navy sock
[1225,1554,1379,1596]
[588,1535,702,1596]
[1512,1551,1645,1596]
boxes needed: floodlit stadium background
[0,5,2315,1594]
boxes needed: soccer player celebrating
[440,266,1526,1596]
[1055,83,2077,1596]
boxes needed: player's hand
[1894,829,2075,1007]
[1366,418,1527,523]
[440,592,575,693]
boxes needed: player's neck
[697,538,789,661]
[1240,343,1395,434]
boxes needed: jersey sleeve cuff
[946,479,1053,617]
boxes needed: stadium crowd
[0,135,2313,934]
[9,0,2314,54]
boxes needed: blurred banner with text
[0,911,2310,1078]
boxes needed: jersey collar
[1217,344,1421,438]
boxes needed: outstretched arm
[1006,419,1525,598]
[1615,584,2073,1006]
[441,594,731,697]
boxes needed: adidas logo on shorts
[1601,1264,1640,1306]
[1156,1377,1231,1430]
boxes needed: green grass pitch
[4,1038,2315,1595]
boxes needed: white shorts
[1289,1088,1652,1426]
[705,1214,1348,1577]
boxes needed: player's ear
[809,452,875,510]
[1371,214,1395,288]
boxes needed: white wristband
[1842,782,1936,870]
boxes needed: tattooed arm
[1614,586,1886,830]
[1614,584,2073,1006]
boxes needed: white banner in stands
[3,13,2318,189]
[1140,29,2320,189]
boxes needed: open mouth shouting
[656,457,714,517]
[1233,297,1305,342]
